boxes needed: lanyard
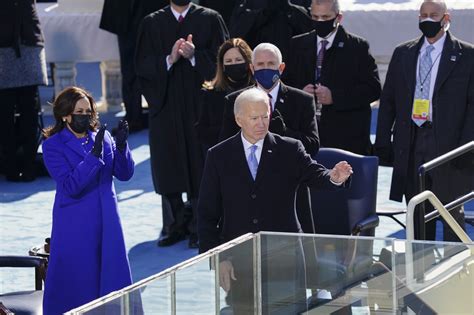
[418,49,442,93]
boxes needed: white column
[100,60,123,112]
[53,62,77,97]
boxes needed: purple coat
[42,128,134,314]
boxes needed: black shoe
[157,231,185,247]
[188,234,199,249]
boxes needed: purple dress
[42,127,134,314]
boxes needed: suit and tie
[218,83,320,233]
[284,26,381,155]
[375,32,474,241]
[198,131,346,314]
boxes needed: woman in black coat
[0,0,47,181]
[195,38,254,154]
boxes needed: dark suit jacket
[284,27,381,155]
[0,0,44,56]
[100,0,168,35]
[198,132,345,253]
[375,32,474,202]
[219,83,320,155]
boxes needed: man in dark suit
[198,88,352,314]
[229,0,312,61]
[219,43,319,234]
[284,0,381,155]
[135,0,228,248]
[100,0,168,131]
[375,0,474,241]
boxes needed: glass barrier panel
[175,256,217,315]
[215,236,256,315]
[140,275,172,314]
[259,232,397,314]
[393,239,474,314]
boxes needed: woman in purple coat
[42,87,134,314]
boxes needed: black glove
[91,124,107,157]
[114,120,129,151]
[269,109,287,135]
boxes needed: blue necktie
[413,45,434,126]
[247,145,258,180]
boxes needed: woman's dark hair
[43,86,99,138]
[205,38,254,91]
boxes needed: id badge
[412,99,430,120]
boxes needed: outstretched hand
[329,161,353,184]
[115,120,129,151]
[91,124,107,157]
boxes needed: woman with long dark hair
[42,87,135,314]
[195,38,254,152]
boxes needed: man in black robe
[100,0,169,131]
[135,0,228,248]
[229,0,312,60]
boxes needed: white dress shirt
[166,5,196,70]
[257,82,280,112]
[241,133,264,164]
[415,32,446,121]
[316,27,338,54]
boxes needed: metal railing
[416,141,474,240]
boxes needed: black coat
[229,0,312,60]
[219,83,319,155]
[199,0,238,25]
[0,0,44,56]
[197,132,342,252]
[135,4,228,196]
[99,0,168,35]
[375,32,474,202]
[285,27,381,155]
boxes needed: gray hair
[252,43,283,65]
[234,88,269,116]
[312,0,340,13]
[421,0,448,13]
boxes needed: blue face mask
[254,69,280,90]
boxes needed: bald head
[420,0,448,13]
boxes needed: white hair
[234,88,269,116]
[252,43,283,65]
[312,0,340,13]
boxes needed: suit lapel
[60,128,87,158]
[402,37,423,98]
[254,133,276,187]
[434,33,461,93]
[274,83,288,112]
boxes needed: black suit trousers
[118,31,143,125]
[404,124,465,242]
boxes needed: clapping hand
[329,161,353,184]
[115,120,129,151]
[269,108,287,135]
[168,38,186,65]
[91,124,107,157]
[179,34,195,59]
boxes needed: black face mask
[68,114,91,134]
[172,0,190,6]
[419,18,444,39]
[313,17,337,38]
[224,63,249,83]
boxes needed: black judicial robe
[135,4,228,196]
[199,0,239,25]
[229,0,312,60]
